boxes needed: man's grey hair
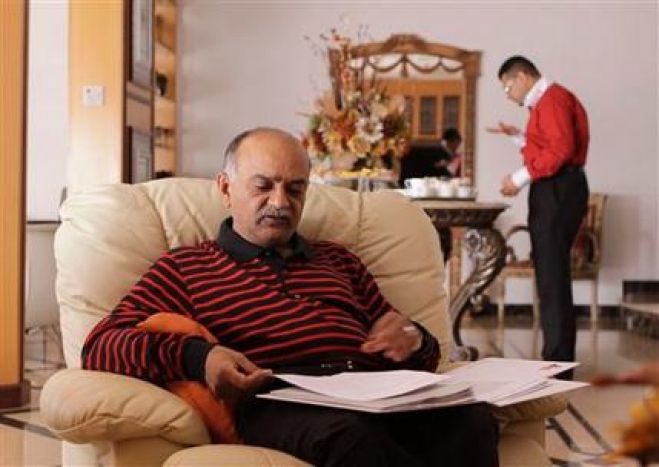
[221,127,310,179]
[222,129,256,179]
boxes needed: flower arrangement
[301,28,410,179]
[609,391,659,465]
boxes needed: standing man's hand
[486,121,521,136]
[361,311,423,362]
[500,174,521,197]
[204,345,273,404]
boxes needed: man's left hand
[500,174,520,197]
[361,311,422,362]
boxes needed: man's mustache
[258,207,292,223]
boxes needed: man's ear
[216,172,231,209]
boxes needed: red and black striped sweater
[82,219,439,385]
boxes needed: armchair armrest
[40,369,211,446]
[491,394,567,424]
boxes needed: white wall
[27,0,69,221]
[179,1,657,305]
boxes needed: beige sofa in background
[41,178,564,466]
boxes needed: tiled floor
[1,329,63,467]
[2,313,658,466]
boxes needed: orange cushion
[136,312,241,444]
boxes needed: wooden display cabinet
[153,0,177,175]
[125,0,177,182]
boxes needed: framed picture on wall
[130,0,152,88]
[129,128,153,183]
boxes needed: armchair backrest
[54,178,452,371]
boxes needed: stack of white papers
[445,358,588,407]
[257,358,589,413]
[275,370,449,401]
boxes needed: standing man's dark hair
[487,55,590,379]
[497,55,541,79]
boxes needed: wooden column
[0,0,30,409]
[68,0,125,188]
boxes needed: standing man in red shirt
[488,56,589,378]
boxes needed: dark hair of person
[498,55,541,79]
[442,128,462,143]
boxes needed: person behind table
[437,127,464,177]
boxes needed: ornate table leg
[449,228,507,361]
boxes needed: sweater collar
[524,76,552,109]
[216,217,314,263]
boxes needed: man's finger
[234,352,262,374]
[222,366,258,390]
[236,369,273,392]
[368,311,398,334]
[384,349,406,362]
[361,338,389,354]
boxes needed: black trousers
[236,398,499,467]
[528,167,589,366]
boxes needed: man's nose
[269,185,291,208]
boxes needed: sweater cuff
[182,337,214,382]
[411,321,440,361]
[510,133,526,149]
[511,166,531,188]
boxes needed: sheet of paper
[446,357,578,381]
[275,370,449,401]
[467,379,549,403]
[491,379,588,407]
[259,381,474,413]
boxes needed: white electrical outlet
[82,85,104,107]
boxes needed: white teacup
[436,179,456,198]
[456,185,475,198]
[404,178,434,197]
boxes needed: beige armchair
[41,178,564,466]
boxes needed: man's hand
[486,121,521,136]
[204,345,273,404]
[500,174,520,197]
[361,311,422,362]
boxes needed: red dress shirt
[522,83,589,180]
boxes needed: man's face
[446,139,462,154]
[217,131,310,248]
[500,71,531,106]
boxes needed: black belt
[555,164,584,176]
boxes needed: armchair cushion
[40,369,210,446]
[164,445,310,467]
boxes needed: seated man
[82,127,498,467]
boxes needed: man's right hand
[204,345,273,403]
[486,121,521,136]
